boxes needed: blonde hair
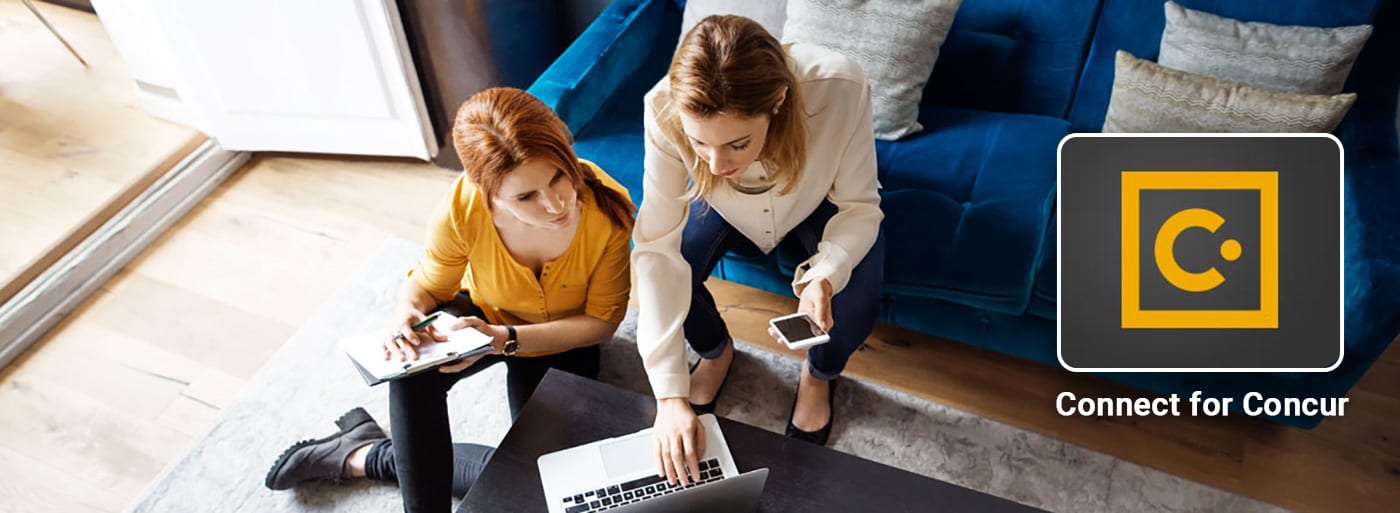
[660,15,807,199]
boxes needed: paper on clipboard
[339,314,495,386]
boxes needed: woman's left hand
[437,351,488,374]
[437,316,509,373]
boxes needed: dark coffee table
[458,370,1046,512]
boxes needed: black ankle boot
[264,407,386,490]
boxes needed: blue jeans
[681,200,885,380]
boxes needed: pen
[411,312,443,332]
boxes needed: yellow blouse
[408,160,633,357]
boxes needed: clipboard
[339,314,495,386]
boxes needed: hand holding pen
[383,311,449,362]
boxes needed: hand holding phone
[769,312,831,350]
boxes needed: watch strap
[503,325,518,356]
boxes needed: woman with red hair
[264,87,634,512]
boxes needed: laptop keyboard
[560,458,725,513]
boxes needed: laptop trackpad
[599,435,654,478]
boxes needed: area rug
[126,238,1285,513]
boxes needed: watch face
[504,340,518,356]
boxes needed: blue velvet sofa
[527,0,1400,428]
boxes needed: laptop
[538,413,768,513]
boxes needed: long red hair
[453,87,634,230]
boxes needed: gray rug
[126,238,1286,513]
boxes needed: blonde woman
[634,15,884,484]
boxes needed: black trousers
[385,293,601,512]
[362,439,493,499]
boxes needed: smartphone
[769,312,831,350]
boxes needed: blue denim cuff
[694,336,731,360]
[805,356,843,381]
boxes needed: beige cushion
[1158,1,1372,95]
[782,0,963,140]
[679,0,789,44]
[1102,51,1356,133]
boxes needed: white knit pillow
[1158,1,1372,95]
[679,0,789,45]
[782,0,963,140]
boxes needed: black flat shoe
[688,339,734,415]
[786,377,837,446]
[264,407,386,490]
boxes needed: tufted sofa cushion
[921,0,1101,119]
[863,106,1066,315]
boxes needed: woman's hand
[769,277,834,344]
[384,311,452,362]
[456,316,510,353]
[436,351,487,374]
[437,316,508,373]
[653,397,705,486]
[798,277,834,331]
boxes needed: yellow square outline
[1121,171,1278,329]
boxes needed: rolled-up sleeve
[791,80,883,296]
[409,179,476,303]
[632,94,695,400]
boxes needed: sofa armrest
[528,0,668,136]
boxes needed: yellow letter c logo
[1154,208,1242,293]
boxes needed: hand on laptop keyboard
[560,458,725,512]
[654,398,706,486]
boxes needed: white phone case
[769,312,831,350]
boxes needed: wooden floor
[0,0,201,300]
[0,154,459,512]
